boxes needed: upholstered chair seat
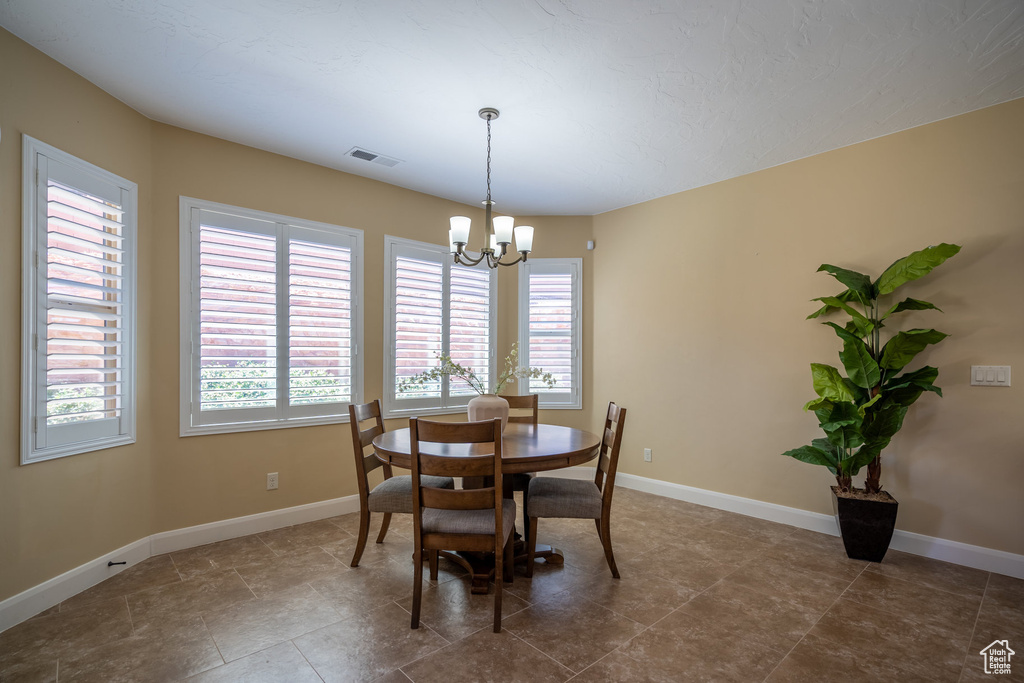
[367,474,454,514]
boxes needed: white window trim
[382,235,497,419]
[179,197,364,436]
[21,136,138,464]
[518,257,582,409]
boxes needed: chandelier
[448,108,533,268]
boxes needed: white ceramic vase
[467,394,509,432]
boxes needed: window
[383,236,496,417]
[179,198,363,435]
[518,258,582,408]
[21,136,138,464]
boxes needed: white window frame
[21,136,138,464]
[179,197,364,436]
[382,235,497,419]
[518,258,582,409]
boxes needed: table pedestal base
[455,542,565,594]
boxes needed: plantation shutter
[195,211,278,423]
[518,259,581,408]
[287,229,354,413]
[393,250,445,401]
[23,137,137,463]
[449,264,491,396]
[385,236,496,416]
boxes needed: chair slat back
[504,393,538,425]
[593,402,626,507]
[349,401,388,498]
[410,418,503,519]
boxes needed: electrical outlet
[267,472,279,490]
[643,448,652,463]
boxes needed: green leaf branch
[398,341,557,396]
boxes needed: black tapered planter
[831,487,898,562]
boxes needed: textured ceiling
[2,0,1023,215]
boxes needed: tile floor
[1,488,1021,682]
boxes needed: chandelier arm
[494,252,528,267]
[454,250,487,267]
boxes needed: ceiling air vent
[346,147,401,168]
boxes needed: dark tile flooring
[1,488,1021,682]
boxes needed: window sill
[381,405,469,421]
[22,434,137,465]
[180,413,349,438]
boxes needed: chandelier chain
[485,116,492,203]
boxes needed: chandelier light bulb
[450,216,471,245]
[493,215,514,245]
[514,225,534,254]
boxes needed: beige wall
[592,97,1024,555]
[0,30,156,600]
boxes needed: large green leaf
[810,364,856,402]
[807,289,858,319]
[884,365,939,390]
[811,438,835,453]
[811,297,873,336]
[882,298,941,320]
[861,403,908,443]
[887,377,942,406]
[817,264,874,303]
[822,321,862,345]
[783,445,838,472]
[874,243,961,295]
[839,339,880,389]
[879,329,949,371]
[803,397,832,412]
[884,366,942,403]
[817,401,863,431]
[849,444,883,473]
[816,402,865,450]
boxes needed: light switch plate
[971,366,1011,387]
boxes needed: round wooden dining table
[372,422,602,474]
[372,422,602,591]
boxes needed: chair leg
[523,491,531,549]
[526,517,538,578]
[494,542,503,633]
[412,545,423,629]
[375,512,392,544]
[428,549,439,581]
[599,515,620,579]
[503,533,514,583]
[351,507,370,567]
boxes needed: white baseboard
[0,494,360,634]
[548,466,1024,580]
[0,538,151,634]
[150,495,361,555]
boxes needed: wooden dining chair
[525,402,627,578]
[410,417,515,633]
[504,393,538,542]
[504,393,539,425]
[348,400,454,567]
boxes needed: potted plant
[399,342,556,429]
[783,243,960,561]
